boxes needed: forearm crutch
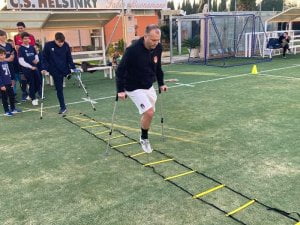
[158,88,165,141]
[75,71,96,111]
[40,73,45,119]
[105,94,119,156]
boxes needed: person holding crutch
[116,24,168,153]
[41,32,79,114]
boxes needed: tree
[218,0,227,11]
[284,1,297,10]
[167,1,175,10]
[260,0,283,11]
[208,0,212,11]
[237,0,256,11]
[229,0,236,11]
[185,0,193,14]
[198,0,207,12]
[181,0,186,10]
[191,0,200,14]
[212,0,218,11]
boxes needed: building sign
[7,0,167,10]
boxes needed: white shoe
[26,96,31,101]
[140,137,152,153]
[32,99,39,106]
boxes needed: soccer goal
[173,13,271,67]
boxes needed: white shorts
[126,86,157,114]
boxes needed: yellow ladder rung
[111,141,138,148]
[226,199,256,217]
[164,170,195,180]
[104,135,124,141]
[95,130,109,135]
[73,118,94,122]
[130,152,146,157]
[65,115,82,119]
[144,159,174,167]
[193,184,225,199]
[66,115,89,120]
[81,124,103,129]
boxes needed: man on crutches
[116,24,167,153]
[41,32,79,114]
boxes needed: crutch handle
[116,93,127,100]
[158,86,167,94]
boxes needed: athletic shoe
[58,108,67,114]
[140,137,153,153]
[26,96,31,101]
[11,108,22,114]
[32,99,39,106]
[21,96,27,102]
[4,111,13,116]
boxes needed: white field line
[260,73,300,80]
[175,82,195,87]
[168,64,300,89]
[0,95,114,116]
[2,64,300,117]
[82,98,98,104]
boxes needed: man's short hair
[7,39,13,42]
[17,22,26,28]
[55,32,65,42]
[0,48,6,55]
[21,32,30,39]
[145,24,160,34]
[0,29,7,37]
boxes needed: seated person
[278,32,291,58]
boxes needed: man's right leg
[141,108,154,138]
[52,75,66,113]
[126,88,157,153]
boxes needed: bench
[72,50,114,79]
[264,38,282,58]
[289,36,300,54]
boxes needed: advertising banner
[7,0,167,10]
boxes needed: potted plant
[183,36,200,58]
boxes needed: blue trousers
[52,75,66,110]
[1,85,15,113]
[24,70,40,100]
[13,72,20,94]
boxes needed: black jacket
[278,35,290,44]
[116,37,164,92]
[42,41,75,77]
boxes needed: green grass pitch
[1,54,299,225]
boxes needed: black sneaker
[21,96,27,102]
[58,108,67,114]
[4,111,13,116]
